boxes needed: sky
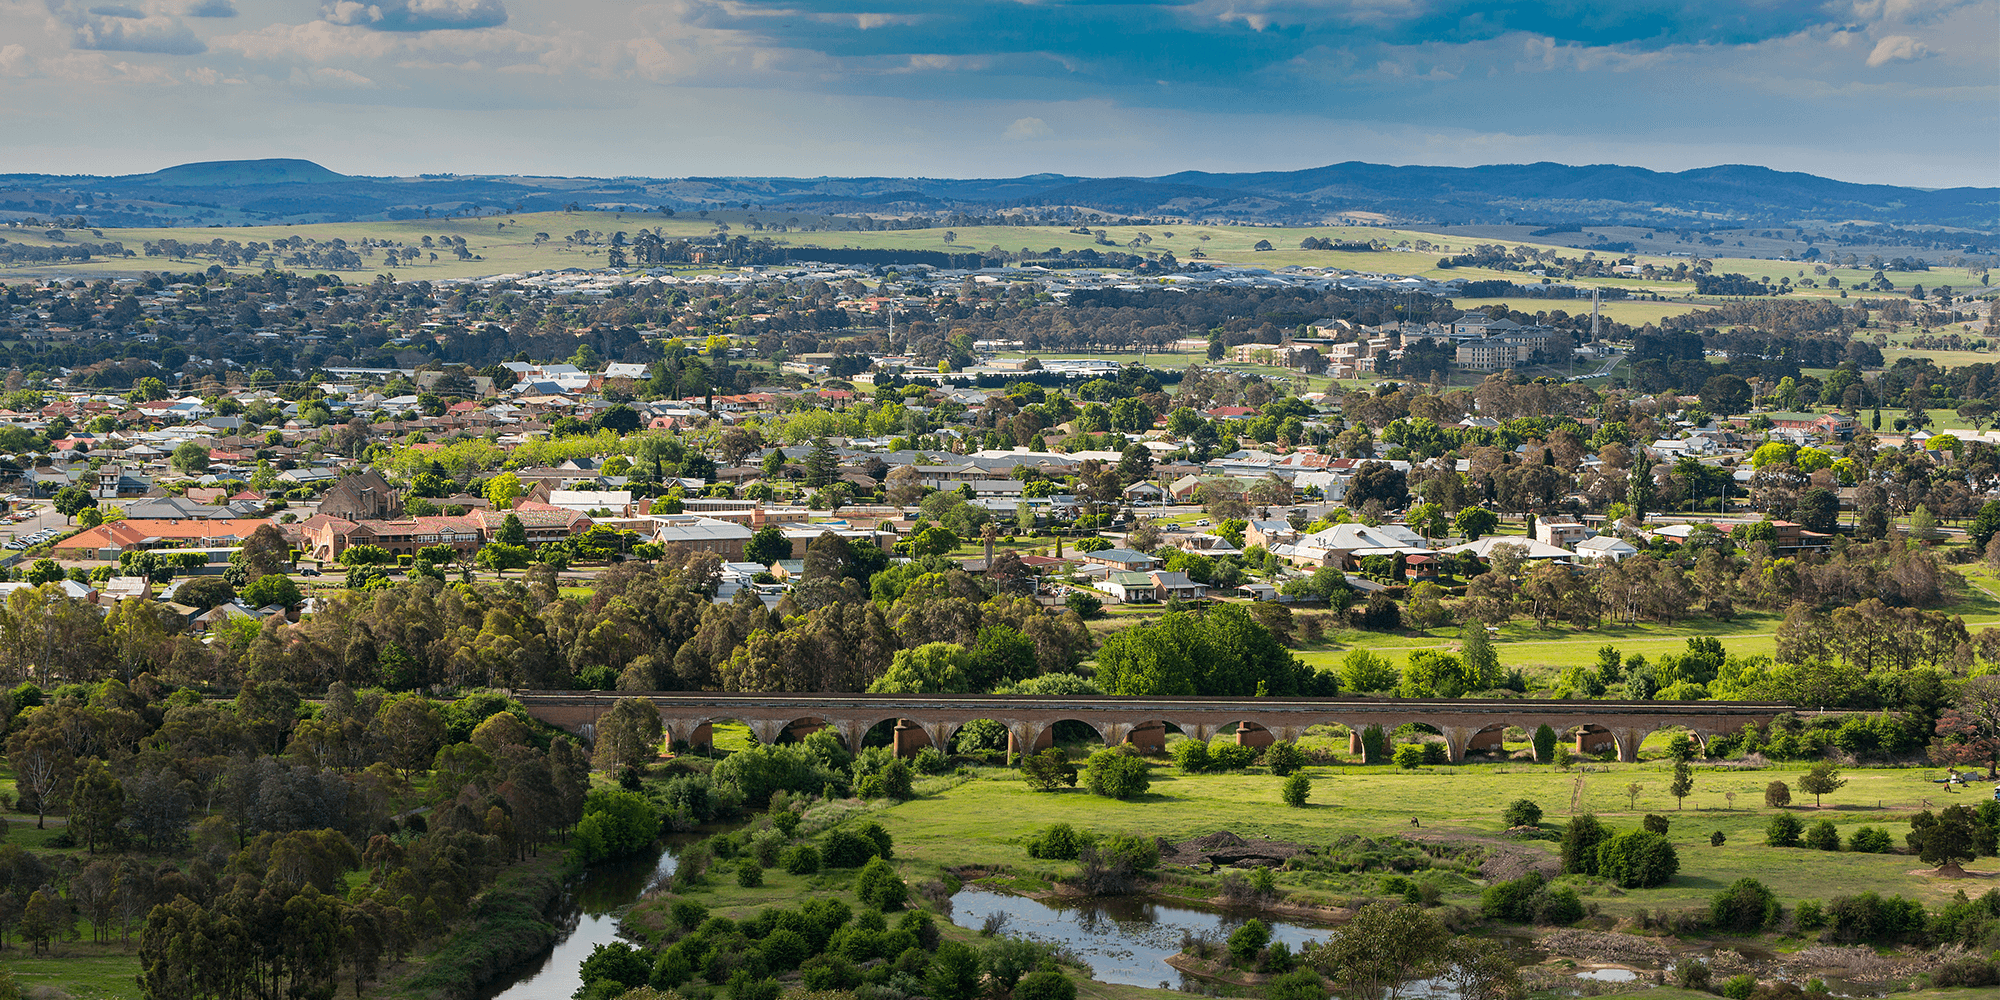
[1,0,1995,188]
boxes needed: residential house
[1533,516,1589,549]
[1573,535,1640,562]
[1104,571,1159,603]
[1293,522,1429,568]
[1150,571,1206,601]
[1081,548,1162,572]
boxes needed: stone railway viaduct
[514,692,1790,764]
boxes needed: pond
[946,888,1339,991]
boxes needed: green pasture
[14,210,1985,309]
[873,762,1980,922]
[1446,296,1702,329]
[2,947,142,1000]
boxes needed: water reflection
[480,833,704,1000]
[947,888,1331,990]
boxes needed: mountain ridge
[2,159,1992,231]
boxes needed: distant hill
[1,158,1992,231]
[131,158,349,188]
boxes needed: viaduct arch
[513,692,1789,764]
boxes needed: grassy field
[3,947,142,1000]
[874,762,1971,920]
[1446,296,1705,328]
[5,212,1987,310]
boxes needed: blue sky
[2,0,1994,187]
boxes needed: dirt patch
[1904,863,1998,879]
[1539,929,1671,966]
[1396,827,1560,882]
[1158,831,1312,869]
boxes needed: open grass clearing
[876,763,1978,921]
[3,945,145,1000]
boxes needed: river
[476,834,700,1000]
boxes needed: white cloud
[289,64,376,86]
[1865,34,1931,65]
[1004,116,1053,139]
[0,44,28,75]
[213,19,540,63]
[321,0,508,32]
[49,0,208,54]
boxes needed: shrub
[1393,743,1426,769]
[783,845,822,875]
[1024,823,1089,860]
[1711,830,1727,847]
[737,861,765,887]
[1264,968,1326,1000]
[1795,900,1826,931]
[1676,959,1712,992]
[1210,743,1257,772]
[1097,832,1159,872]
[927,941,982,1000]
[1083,748,1151,799]
[1597,831,1679,888]
[823,829,880,868]
[1825,892,1927,943]
[1764,780,1792,808]
[1766,813,1804,848]
[1561,815,1611,875]
[1265,741,1306,777]
[1169,739,1211,773]
[1538,887,1586,926]
[670,899,709,931]
[1933,957,2000,987]
[912,746,951,775]
[1710,878,1781,933]
[1014,967,1077,1000]
[1804,819,1841,851]
[1227,919,1271,967]
[1532,724,1558,762]
[1643,814,1669,836]
[1502,799,1543,828]
[577,942,652,995]
[1071,834,1158,896]
[1721,973,1759,999]
[1848,826,1892,853]
[1359,725,1389,762]
[1021,748,1078,791]
[855,857,908,910]
[1281,773,1311,808]
[1482,872,1546,922]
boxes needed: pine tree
[1669,761,1695,810]
[804,438,840,488]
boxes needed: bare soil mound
[1159,831,1311,869]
